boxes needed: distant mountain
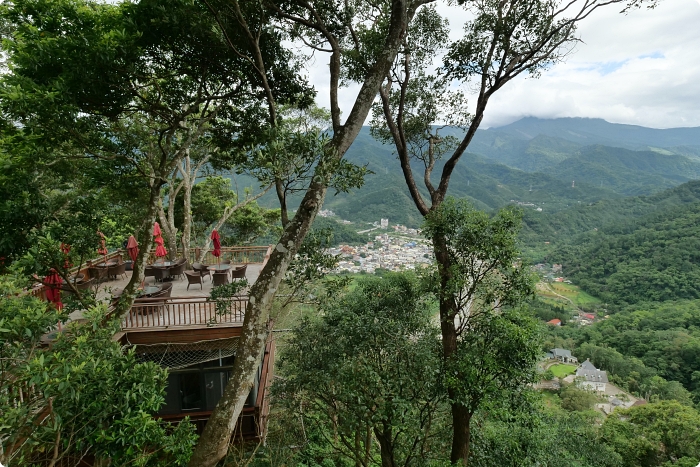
[492,117,700,152]
[232,118,700,229]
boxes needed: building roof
[577,359,609,383]
[551,348,572,358]
[582,313,596,320]
[547,319,562,326]
[580,359,597,370]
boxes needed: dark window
[180,371,203,410]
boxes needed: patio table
[208,264,230,272]
[137,285,162,297]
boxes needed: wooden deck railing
[189,245,271,266]
[121,296,248,330]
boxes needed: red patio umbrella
[211,229,221,266]
[43,268,63,310]
[126,235,139,263]
[152,222,167,262]
[155,242,168,259]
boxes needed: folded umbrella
[127,235,139,263]
[211,229,221,266]
[43,268,63,310]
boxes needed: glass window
[180,372,203,410]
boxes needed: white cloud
[306,0,700,130]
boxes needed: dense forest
[2,0,700,465]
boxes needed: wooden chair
[193,263,211,281]
[212,271,229,287]
[185,271,203,290]
[159,282,173,296]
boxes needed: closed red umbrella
[126,235,139,263]
[211,229,221,266]
[153,222,162,236]
[43,268,63,310]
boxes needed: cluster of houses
[328,234,433,274]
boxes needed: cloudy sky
[305,0,700,129]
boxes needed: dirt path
[536,282,582,313]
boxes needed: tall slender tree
[369,0,655,463]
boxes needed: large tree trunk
[450,405,472,465]
[434,233,474,465]
[374,426,397,467]
[157,196,179,261]
[188,2,413,464]
[115,180,162,316]
[181,162,193,263]
[188,178,328,467]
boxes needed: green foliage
[0,276,196,466]
[471,403,621,467]
[568,300,700,400]
[549,202,700,306]
[559,385,599,412]
[600,401,700,467]
[445,306,543,414]
[275,273,447,467]
[423,198,535,314]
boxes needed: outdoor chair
[88,266,109,284]
[185,271,203,290]
[144,266,158,283]
[62,277,95,295]
[169,261,186,280]
[108,262,127,280]
[193,263,211,281]
[70,273,85,283]
[153,266,171,282]
[212,271,229,287]
[221,259,231,265]
[230,264,247,280]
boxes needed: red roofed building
[546,318,562,326]
[582,313,596,321]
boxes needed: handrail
[189,245,271,266]
[121,296,248,330]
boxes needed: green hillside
[544,199,700,307]
[543,145,700,195]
